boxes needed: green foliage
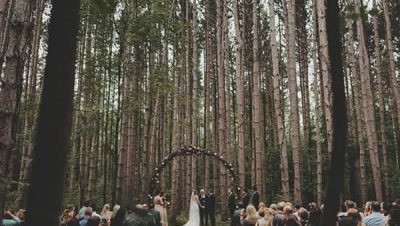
[369,7,380,17]
[91,0,117,14]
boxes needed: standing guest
[382,202,393,217]
[200,189,207,226]
[283,206,294,217]
[297,208,308,226]
[148,203,161,226]
[241,205,259,226]
[307,203,321,226]
[61,208,80,226]
[79,201,91,220]
[339,217,357,226]
[269,204,277,213]
[228,188,237,221]
[80,207,93,226]
[347,208,365,226]
[251,186,260,211]
[258,208,266,226]
[205,189,216,226]
[2,211,21,226]
[380,202,393,226]
[363,202,384,226]
[284,215,301,226]
[240,189,251,209]
[272,202,287,226]
[123,204,154,226]
[259,203,266,211]
[87,216,101,226]
[110,206,125,226]
[101,204,113,226]
[258,208,273,226]
[15,209,25,226]
[154,191,168,226]
[364,202,373,218]
[381,204,400,226]
[91,203,101,218]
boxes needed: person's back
[272,202,286,226]
[363,202,384,226]
[124,206,154,226]
[339,217,357,226]
[148,204,161,226]
[2,211,21,226]
[111,208,125,226]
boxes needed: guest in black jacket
[205,189,216,226]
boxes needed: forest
[0,0,399,225]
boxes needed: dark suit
[251,191,260,210]
[232,209,243,226]
[228,192,237,218]
[205,193,216,226]
[200,196,206,226]
[240,193,250,209]
[148,209,161,226]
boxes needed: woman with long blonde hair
[241,205,259,226]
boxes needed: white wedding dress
[183,193,200,226]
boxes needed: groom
[205,189,216,226]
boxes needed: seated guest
[363,202,384,226]
[347,208,365,226]
[87,216,101,226]
[2,211,21,226]
[80,207,93,226]
[241,205,259,226]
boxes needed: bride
[183,190,204,226]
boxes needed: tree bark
[317,0,333,161]
[354,0,383,202]
[269,0,289,201]
[252,0,264,197]
[372,0,389,197]
[287,0,302,204]
[322,0,348,224]
[233,0,245,189]
[381,0,400,145]
[0,0,31,219]
[346,20,367,204]
[16,0,44,209]
[24,0,80,225]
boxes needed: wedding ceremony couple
[183,189,216,226]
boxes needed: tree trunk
[269,0,289,201]
[16,0,44,209]
[346,20,367,204]
[372,0,389,197]
[317,0,333,161]
[171,56,181,219]
[24,0,80,225]
[192,0,198,189]
[354,0,383,202]
[381,0,400,144]
[0,0,13,71]
[252,0,264,197]
[287,0,302,204]
[322,0,348,224]
[0,0,31,219]
[233,0,245,189]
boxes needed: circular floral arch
[147,146,239,200]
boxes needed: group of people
[228,190,400,226]
[58,198,180,226]
[182,189,216,226]
[3,190,400,226]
